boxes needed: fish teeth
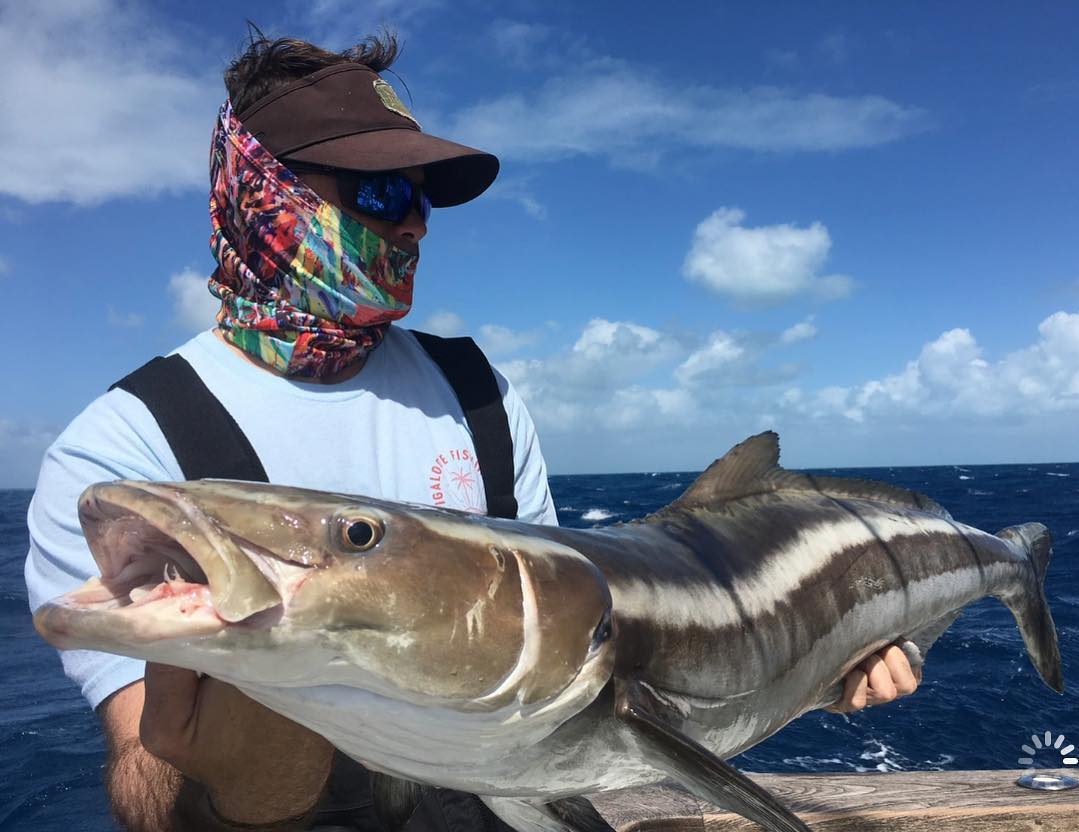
[129,585,158,605]
[164,562,182,585]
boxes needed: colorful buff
[207,101,418,378]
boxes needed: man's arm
[98,664,335,831]
[98,680,183,831]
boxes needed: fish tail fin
[996,523,1063,693]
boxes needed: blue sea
[2,463,1077,830]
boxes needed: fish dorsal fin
[671,431,951,518]
[673,432,782,507]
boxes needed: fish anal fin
[481,796,615,832]
[615,678,810,832]
[547,797,618,832]
[672,431,951,518]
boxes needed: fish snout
[77,480,282,623]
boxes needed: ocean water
[1,463,1077,830]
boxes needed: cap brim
[282,129,499,208]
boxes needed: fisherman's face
[292,166,428,255]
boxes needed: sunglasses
[286,163,431,224]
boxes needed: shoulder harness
[109,330,518,519]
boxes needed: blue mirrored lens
[355,174,430,224]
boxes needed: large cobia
[34,432,1063,832]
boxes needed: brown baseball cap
[236,63,498,208]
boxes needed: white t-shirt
[25,326,557,709]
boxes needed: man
[25,30,919,832]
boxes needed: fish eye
[591,610,613,650]
[341,518,382,551]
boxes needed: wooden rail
[590,770,1078,831]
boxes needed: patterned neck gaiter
[207,101,418,378]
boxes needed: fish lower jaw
[35,573,288,651]
[34,581,229,650]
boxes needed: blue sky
[2,1,1077,486]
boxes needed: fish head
[34,479,615,716]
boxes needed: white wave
[581,508,614,522]
[1047,472,1070,478]
[958,475,973,480]
[780,755,845,769]
[855,740,907,773]
[923,753,955,771]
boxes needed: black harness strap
[110,355,269,483]
[409,331,519,520]
[110,335,518,518]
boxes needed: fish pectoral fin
[481,796,615,832]
[546,797,618,832]
[614,678,810,832]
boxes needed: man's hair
[225,23,399,113]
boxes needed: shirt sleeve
[494,369,559,527]
[25,389,182,710]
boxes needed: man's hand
[139,663,334,826]
[825,642,922,714]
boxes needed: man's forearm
[105,737,183,832]
[106,739,319,832]
[106,738,323,832]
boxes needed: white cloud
[442,61,929,166]
[683,208,855,305]
[783,311,1079,423]
[414,313,543,353]
[484,177,548,220]
[418,310,466,337]
[168,269,219,332]
[497,318,801,433]
[489,19,552,66]
[573,318,662,356]
[492,312,1079,471]
[780,317,818,344]
[107,306,145,328]
[477,324,540,356]
[0,1,220,205]
[675,331,745,385]
[498,318,689,431]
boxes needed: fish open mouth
[35,481,306,649]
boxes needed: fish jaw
[33,480,291,654]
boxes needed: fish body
[33,433,1062,832]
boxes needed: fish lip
[76,481,284,623]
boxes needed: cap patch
[373,79,420,128]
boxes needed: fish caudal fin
[996,523,1063,694]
